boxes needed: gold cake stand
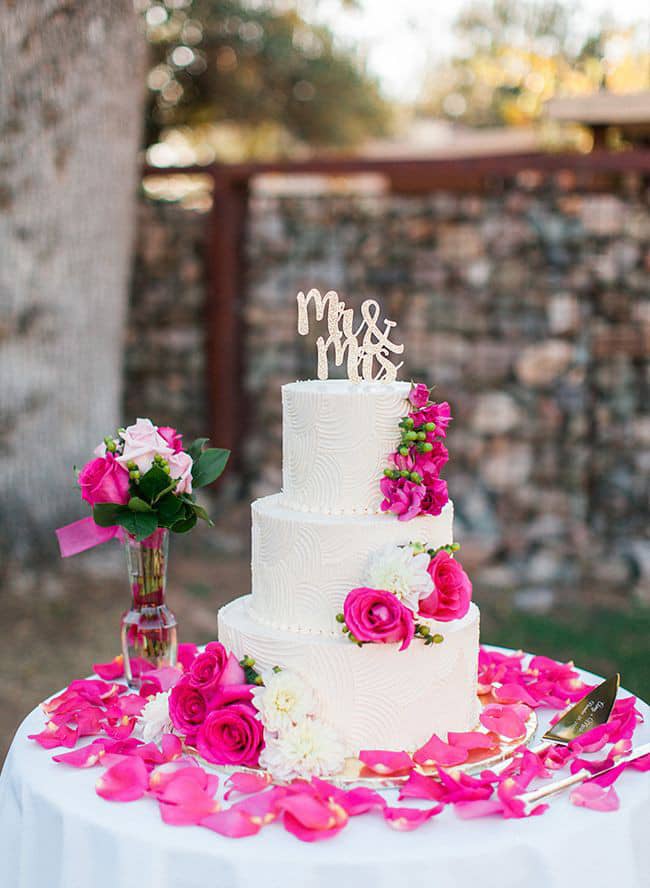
[187,694,538,790]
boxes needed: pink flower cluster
[168,642,263,768]
[341,549,472,650]
[79,419,191,508]
[380,383,452,521]
[31,645,648,841]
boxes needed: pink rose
[410,401,452,438]
[408,382,430,409]
[380,476,425,521]
[188,648,227,694]
[343,587,415,651]
[167,449,193,495]
[78,454,130,506]
[196,702,263,767]
[168,678,207,741]
[419,551,472,622]
[117,418,173,473]
[415,442,449,478]
[158,426,183,453]
[419,477,449,517]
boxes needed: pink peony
[419,551,472,621]
[158,426,183,452]
[410,401,452,438]
[408,383,430,409]
[380,476,425,521]
[419,477,449,517]
[343,588,415,651]
[415,442,449,478]
[188,646,228,694]
[196,702,264,767]
[168,678,207,741]
[79,454,130,506]
[117,418,173,474]
[166,449,193,495]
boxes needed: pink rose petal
[93,656,125,681]
[201,808,262,838]
[398,770,446,802]
[29,722,79,750]
[413,733,469,767]
[276,794,348,842]
[479,704,527,739]
[53,739,109,768]
[96,756,149,802]
[224,771,272,800]
[339,787,386,816]
[570,782,620,812]
[383,804,443,830]
[358,749,413,775]
[454,799,504,819]
[158,775,219,825]
[447,730,500,751]
[493,683,538,707]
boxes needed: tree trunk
[0,1,146,559]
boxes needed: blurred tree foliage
[142,0,389,158]
[419,0,650,127]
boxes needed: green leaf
[128,496,153,513]
[192,502,214,526]
[192,448,230,488]
[156,493,184,526]
[92,503,128,527]
[115,510,159,541]
[171,511,198,534]
[137,466,173,503]
[187,437,209,463]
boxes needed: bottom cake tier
[218,596,481,756]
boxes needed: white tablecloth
[1,652,648,888]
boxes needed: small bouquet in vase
[57,419,229,687]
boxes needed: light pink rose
[117,418,173,473]
[158,426,183,453]
[78,454,130,506]
[167,449,193,494]
[380,476,425,521]
[343,587,415,651]
[408,383,430,409]
[419,551,472,621]
[196,702,264,767]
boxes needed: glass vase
[120,527,178,689]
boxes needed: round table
[1,652,648,888]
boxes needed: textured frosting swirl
[281,379,411,514]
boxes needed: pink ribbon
[56,517,122,558]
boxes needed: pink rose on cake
[343,587,415,651]
[168,679,208,742]
[196,702,264,767]
[78,454,130,506]
[408,382,430,409]
[419,477,449,517]
[419,551,472,622]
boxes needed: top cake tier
[282,379,411,514]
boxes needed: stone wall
[128,174,650,607]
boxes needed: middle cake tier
[249,493,454,636]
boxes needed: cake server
[490,674,620,775]
[518,741,650,808]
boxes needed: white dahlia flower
[364,544,433,611]
[260,718,345,782]
[251,669,316,734]
[136,691,172,744]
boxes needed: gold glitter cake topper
[296,289,404,382]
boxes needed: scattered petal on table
[447,730,500,751]
[479,704,528,740]
[493,683,538,707]
[96,756,149,802]
[339,786,386,816]
[201,808,262,838]
[92,656,125,681]
[276,794,348,842]
[224,770,272,800]
[454,799,504,819]
[413,733,469,767]
[358,749,413,775]
[382,804,443,830]
[28,722,79,749]
[158,775,219,825]
[53,739,109,768]
[398,770,446,802]
[570,783,620,812]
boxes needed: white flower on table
[260,717,345,782]
[136,691,172,744]
[251,669,316,734]
[364,544,433,611]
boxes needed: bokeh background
[1,0,649,763]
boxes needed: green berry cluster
[415,624,444,646]
[239,654,263,685]
[336,612,363,646]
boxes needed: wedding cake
[218,294,480,757]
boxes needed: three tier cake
[218,378,480,756]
